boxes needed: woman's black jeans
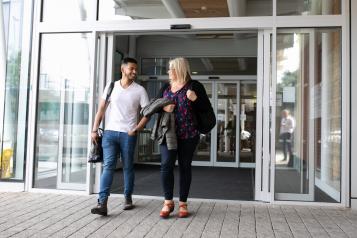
[160,136,199,202]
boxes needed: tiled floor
[0,192,356,238]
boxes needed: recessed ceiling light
[201,6,207,11]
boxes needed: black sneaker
[123,196,134,210]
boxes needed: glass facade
[41,0,94,22]
[277,0,341,16]
[274,28,342,202]
[0,0,348,205]
[33,33,92,189]
[1,0,27,181]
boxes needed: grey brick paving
[1,193,357,238]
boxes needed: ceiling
[179,0,229,18]
[112,0,272,19]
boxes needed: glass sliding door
[215,82,238,167]
[274,28,342,202]
[0,0,27,181]
[239,82,257,167]
[136,79,167,163]
[33,33,92,190]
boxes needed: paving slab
[0,193,356,238]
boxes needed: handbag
[88,81,115,163]
[88,128,104,163]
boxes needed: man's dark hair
[122,57,137,65]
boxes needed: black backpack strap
[105,81,115,103]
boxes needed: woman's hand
[186,90,197,101]
[163,104,175,112]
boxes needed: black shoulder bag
[88,82,115,163]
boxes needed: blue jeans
[99,130,137,203]
[160,136,199,202]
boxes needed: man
[279,109,295,166]
[91,57,149,216]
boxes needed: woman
[157,57,211,218]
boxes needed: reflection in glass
[1,0,26,180]
[275,29,341,202]
[34,33,91,189]
[217,83,237,163]
[99,0,272,20]
[239,83,257,163]
[277,0,341,16]
[42,0,93,22]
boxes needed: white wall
[351,0,357,209]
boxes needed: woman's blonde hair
[169,57,191,84]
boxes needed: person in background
[90,57,149,216]
[279,109,295,166]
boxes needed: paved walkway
[0,193,357,238]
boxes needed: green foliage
[277,70,298,92]
[6,51,21,88]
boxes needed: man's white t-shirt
[280,115,295,134]
[102,80,149,133]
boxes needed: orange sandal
[178,203,189,218]
[160,201,174,218]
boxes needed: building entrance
[137,77,257,169]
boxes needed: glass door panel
[274,29,342,202]
[239,82,257,165]
[216,82,237,166]
[33,33,91,190]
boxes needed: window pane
[1,0,26,181]
[99,0,272,20]
[42,0,93,22]
[277,0,341,16]
[34,33,91,189]
[275,28,341,202]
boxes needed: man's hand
[91,131,99,145]
[128,129,137,136]
[163,104,175,112]
[186,89,197,101]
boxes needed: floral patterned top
[163,83,199,139]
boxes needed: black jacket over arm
[156,80,211,112]
[189,80,212,113]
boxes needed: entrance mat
[112,164,255,201]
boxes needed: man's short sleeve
[101,83,111,101]
[140,88,150,108]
